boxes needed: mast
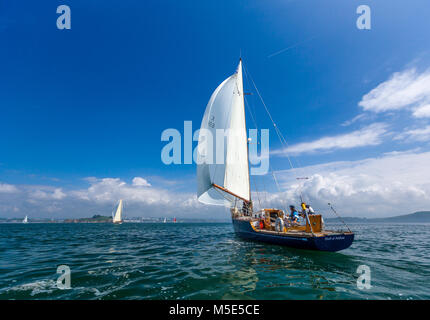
[240,58,252,205]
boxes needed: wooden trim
[212,183,249,203]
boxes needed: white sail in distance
[23,215,28,223]
[197,60,250,206]
[113,200,123,223]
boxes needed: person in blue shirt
[289,205,299,223]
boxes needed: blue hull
[232,218,354,252]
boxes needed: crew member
[289,205,299,222]
[306,204,315,215]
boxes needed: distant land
[63,215,112,223]
[0,215,229,223]
[1,211,429,224]
[326,211,430,223]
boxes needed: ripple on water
[0,222,429,299]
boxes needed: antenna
[296,177,309,203]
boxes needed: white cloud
[341,114,367,126]
[71,176,208,213]
[2,151,430,219]
[0,183,18,193]
[0,176,221,219]
[74,177,170,204]
[412,104,430,118]
[132,177,151,187]
[272,123,388,156]
[268,151,430,217]
[395,125,430,142]
[359,68,430,114]
[29,188,66,200]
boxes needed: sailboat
[22,215,28,224]
[163,218,167,223]
[196,59,354,252]
[112,200,124,224]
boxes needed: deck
[235,216,351,238]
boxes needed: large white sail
[197,60,250,206]
[113,200,123,223]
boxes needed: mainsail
[197,60,250,206]
[113,200,123,223]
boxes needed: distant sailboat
[163,218,167,223]
[112,200,124,224]
[173,217,177,223]
[22,215,28,224]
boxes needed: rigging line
[243,75,260,130]
[243,71,265,206]
[270,169,288,214]
[244,94,264,204]
[243,65,294,181]
[243,91,269,207]
[244,95,258,129]
[242,64,296,172]
[244,95,269,207]
[245,93,270,206]
[243,63,309,204]
[261,175,268,205]
[244,91,281,211]
[243,64,287,208]
[243,63,339,224]
[328,203,352,233]
[251,175,262,211]
[243,62,308,215]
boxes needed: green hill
[64,215,112,223]
[326,211,430,223]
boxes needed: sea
[0,222,429,300]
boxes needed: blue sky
[1,1,430,219]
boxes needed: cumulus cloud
[29,188,66,200]
[272,123,388,156]
[268,151,430,217]
[0,176,220,220]
[1,152,429,220]
[359,68,430,115]
[71,177,190,206]
[132,177,151,187]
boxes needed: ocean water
[0,222,429,300]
